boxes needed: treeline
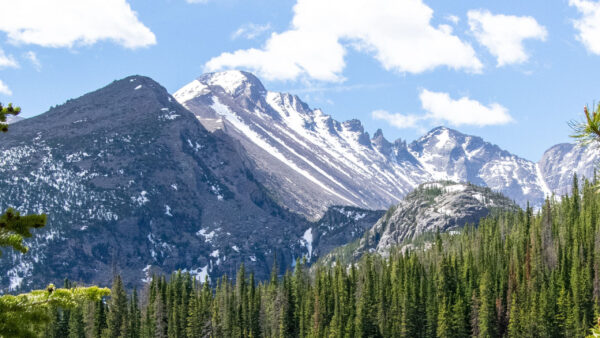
[41,175,600,337]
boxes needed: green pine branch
[0,208,46,257]
[0,103,21,133]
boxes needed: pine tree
[130,288,141,338]
[105,275,128,337]
[478,271,497,338]
[436,297,452,338]
[94,300,108,338]
[248,272,260,338]
[355,255,380,338]
[68,305,85,338]
[186,290,202,338]
[155,277,168,338]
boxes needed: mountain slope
[320,181,517,265]
[538,142,600,195]
[175,71,591,217]
[0,76,338,291]
[174,71,429,219]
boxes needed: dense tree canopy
[30,175,600,337]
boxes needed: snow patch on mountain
[535,163,553,197]
[301,228,313,261]
[175,80,211,102]
[205,70,252,95]
[210,96,354,205]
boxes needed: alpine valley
[0,71,597,290]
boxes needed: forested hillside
[35,175,600,337]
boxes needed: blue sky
[0,0,599,161]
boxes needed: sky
[0,0,599,161]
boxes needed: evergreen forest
[35,175,600,337]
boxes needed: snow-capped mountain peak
[175,71,597,218]
[176,73,432,218]
[198,70,267,98]
[172,80,211,103]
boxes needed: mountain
[306,206,385,261]
[1,71,596,291]
[538,142,600,196]
[0,76,381,291]
[174,70,594,217]
[320,181,517,265]
[174,71,429,220]
[408,127,550,207]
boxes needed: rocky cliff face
[307,206,385,262]
[319,181,517,265]
[538,142,600,196]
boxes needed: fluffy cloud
[231,23,272,40]
[206,0,482,82]
[569,0,600,54]
[373,89,513,129]
[372,110,421,129]
[0,50,18,69]
[420,89,513,126]
[0,79,12,96]
[468,10,547,67]
[0,0,156,49]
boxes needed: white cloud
[24,51,41,71]
[569,0,600,54]
[0,79,12,96]
[0,0,156,49]
[419,89,513,126]
[373,90,513,129]
[231,23,272,40]
[0,50,18,69]
[186,0,210,3]
[206,0,482,82]
[446,15,460,24]
[372,110,422,129]
[468,10,547,67]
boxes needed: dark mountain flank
[0,76,381,291]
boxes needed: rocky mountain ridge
[319,181,518,265]
[174,70,598,218]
